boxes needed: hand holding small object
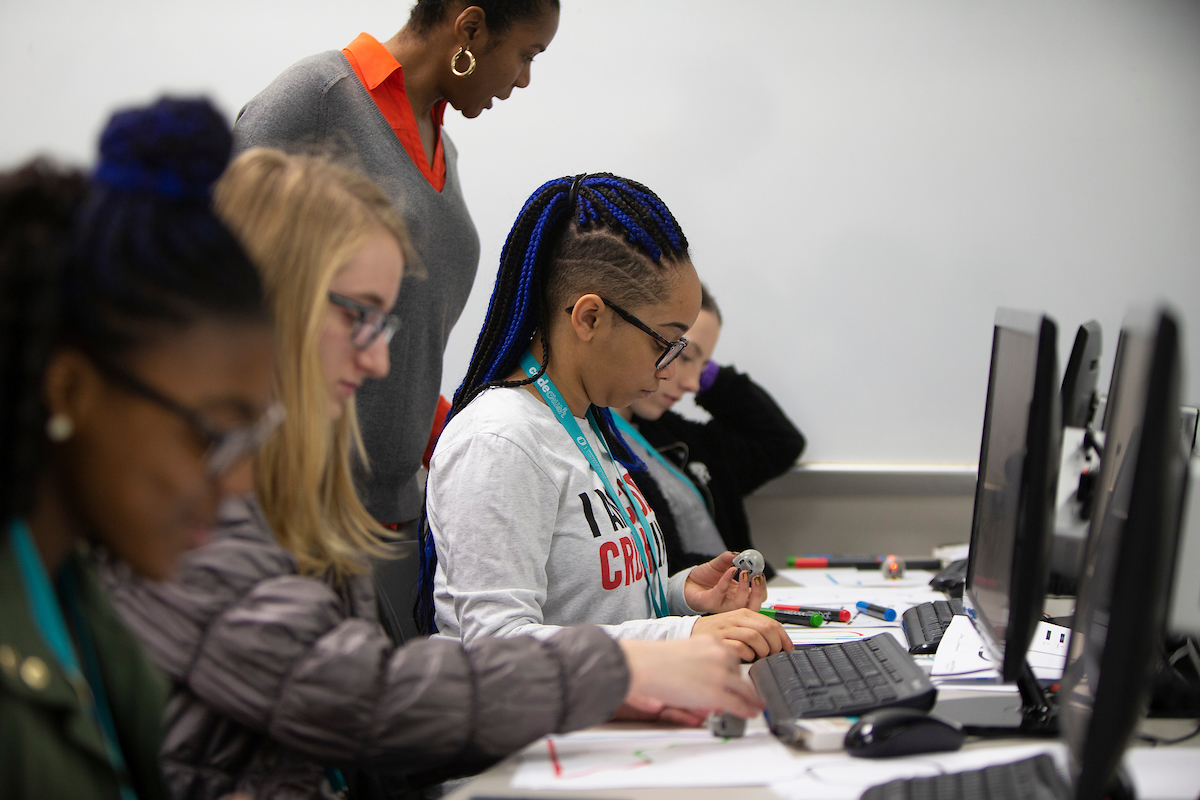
[732,548,766,580]
[684,551,767,613]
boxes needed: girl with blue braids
[424,174,793,667]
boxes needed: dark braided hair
[415,172,691,633]
[0,97,265,523]
[407,0,558,36]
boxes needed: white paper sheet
[766,585,945,617]
[509,719,812,789]
[931,614,1065,681]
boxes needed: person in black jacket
[621,285,805,579]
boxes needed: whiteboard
[5,0,1198,464]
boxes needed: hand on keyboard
[692,608,793,662]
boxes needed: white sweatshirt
[429,386,699,643]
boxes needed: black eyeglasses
[328,292,400,351]
[566,296,689,370]
[90,357,285,476]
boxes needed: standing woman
[233,2,561,585]
[105,150,762,800]
[0,99,277,799]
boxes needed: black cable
[1135,720,1200,746]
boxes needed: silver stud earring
[46,413,74,442]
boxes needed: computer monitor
[1060,308,1186,800]
[1099,329,1127,434]
[1168,456,1200,637]
[963,308,1062,683]
[1061,321,1102,429]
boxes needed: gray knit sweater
[233,50,481,523]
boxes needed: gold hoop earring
[46,413,74,442]
[451,45,476,77]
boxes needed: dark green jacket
[0,533,169,800]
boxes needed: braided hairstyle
[0,97,265,524]
[415,172,691,633]
[407,0,558,35]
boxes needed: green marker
[759,608,822,627]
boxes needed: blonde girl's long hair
[214,148,416,580]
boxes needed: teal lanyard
[519,351,670,617]
[610,413,712,517]
[9,519,138,800]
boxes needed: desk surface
[446,718,1200,800]
[447,573,1199,799]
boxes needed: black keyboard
[860,754,1071,800]
[901,597,964,654]
[749,634,936,740]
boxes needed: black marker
[856,601,897,622]
[759,608,823,627]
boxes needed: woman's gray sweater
[233,50,481,524]
[102,497,628,800]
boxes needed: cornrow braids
[415,172,690,634]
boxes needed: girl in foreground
[106,151,760,799]
[1,100,276,799]
[424,173,792,662]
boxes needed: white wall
[5,0,1199,464]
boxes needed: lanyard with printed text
[9,518,137,800]
[610,412,712,517]
[519,351,670,617]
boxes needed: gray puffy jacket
[103,496,627,800]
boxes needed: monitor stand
[929,617,1060,733]
[932,660,1058,733]
[1016,661,1058,734]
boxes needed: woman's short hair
[407,0,559,35]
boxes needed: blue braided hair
[415,172,690,634]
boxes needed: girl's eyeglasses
[566,297,689,370]
[89,357,285,476]
[328,292,401,351]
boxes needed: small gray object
[709,712,746,738]
[732,549,765,578]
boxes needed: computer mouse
[844,708,965,759]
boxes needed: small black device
[749,634,936,743]
[901,597,964,654]
[844,708,964,758]
[928,558,967,596]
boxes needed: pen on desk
[856,601,897,622]
[788,555,943,571]
[759,608,822,627]
[772,604,853,623]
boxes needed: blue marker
[856,601,897,622]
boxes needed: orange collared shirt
[342,32,447,192]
